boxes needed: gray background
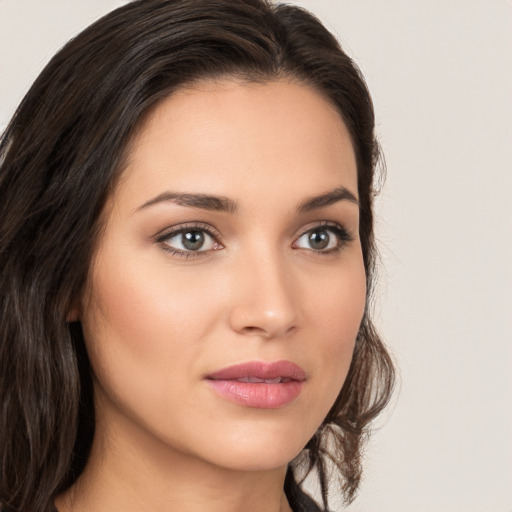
[1,1,511,511]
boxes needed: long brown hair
[0,1,394,510]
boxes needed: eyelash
[294,222,355,255]
[155,222,221,259]
[155,221,354,259]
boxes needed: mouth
[205,361,306,409]
[229,376,293,383]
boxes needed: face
[79,79,366,473]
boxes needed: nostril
[242,326,265,335]
[241,324,298,338]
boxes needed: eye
[293,224,353,253]
[156,224,222,256]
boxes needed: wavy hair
[0,1,394,510]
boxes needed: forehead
[116,78,357,209]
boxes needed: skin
[57,79,366,512]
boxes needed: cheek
[80,257,215,445]
[311,253,366,334]
[308,256,366,386]
[82,246,214,361]
[80,252,202,407]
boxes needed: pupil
[309,230,329,250]
[182,231,204,250]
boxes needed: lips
[206,361,306,409]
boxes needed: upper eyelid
[296,220,353,238]
[154,222,221,242]
[155,220,352,237]
[154,220,349,236]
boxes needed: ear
[66,299,81,322]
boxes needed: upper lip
[207,360,307,382]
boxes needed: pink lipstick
[206,361,306,409]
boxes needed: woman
[0,1,394,511]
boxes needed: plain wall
[1,1,511,511]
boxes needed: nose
[227,252,300,339]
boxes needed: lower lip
[206,379,303,409]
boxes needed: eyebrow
[136,192,238,214]
[297,186,359,213]
[136,186,358,215]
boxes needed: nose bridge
[228,242,299,338]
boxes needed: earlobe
[66,309,80,322]
[66,301,81,322]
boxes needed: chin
[206,447,302,473]
[192,419,315,473]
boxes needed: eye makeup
[153,219,355,260]
[293,221,354,255]
[154,222,223,258]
